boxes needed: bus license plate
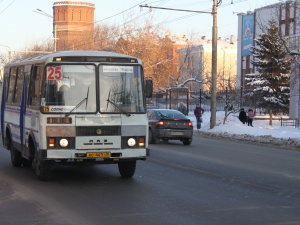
[171,132,184,136]
[86,152,110,158]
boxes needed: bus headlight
[59,138,69,148]
[127,138,136,147]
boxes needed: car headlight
[127,138,136,147]
[59,138,69,148]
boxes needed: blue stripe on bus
[20,80,27,145]
[1,77,6,141]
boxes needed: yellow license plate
[86,152,111,158]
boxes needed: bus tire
[182,138,192,146]
[33,151,51,181]
[7,136,22,167]
[22,158,32,168]
[149,129,159,144]
[118,160,136,178]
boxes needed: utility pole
[140,2,219,128]
[210,0,219,129]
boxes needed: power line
[0,0,16,16]
[139,5,212,14]
[62,0,250,50]
[95,0,148,23]
[72,1,171,49]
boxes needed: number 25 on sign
[47,66,62,80]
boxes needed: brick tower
[53,1,95,51]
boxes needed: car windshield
[157,110,187,119]
[43,64,96,113]
[99,65,145,113]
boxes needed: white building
[178,36,237,93]
[237,0,300,121]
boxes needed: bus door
[23,65,42,157]
[15,66,27,150]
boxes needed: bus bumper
[40,148,149,160]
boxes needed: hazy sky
[0,0,281,54]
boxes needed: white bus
[1,51,152,180]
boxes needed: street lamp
[34,8,57,51]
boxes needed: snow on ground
[187,111,300,148]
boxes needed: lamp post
[34,8,56,51]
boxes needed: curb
[193,130,300,150]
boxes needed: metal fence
[280,118,299,128]
[146,88,241,115]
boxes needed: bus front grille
[76,126,121,136]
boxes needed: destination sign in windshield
[103,66,133,73]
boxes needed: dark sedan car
[147,109,193,145]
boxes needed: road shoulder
[193,130,300,151]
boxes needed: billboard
[241,14,254,56]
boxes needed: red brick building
[53,1,95,51]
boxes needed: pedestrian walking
[238,108,247,124]
[194,104,204,129]
[247,108,255,127]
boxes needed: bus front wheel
[118,160,136,178]
[33,152,51,181]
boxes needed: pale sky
[0,0,282,54]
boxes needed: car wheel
[118,161,136,178]
[149,129,159,144]
[182,138,192,146]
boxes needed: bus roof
[6,50,142,66]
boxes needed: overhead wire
[0,0,16,16]
[55,0,168,48]
[59,0,251,49]
[54,0,169,33]
[72,0,170,49]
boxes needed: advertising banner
[242,14,254,56]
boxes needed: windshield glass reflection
[99,65,145,113]
[44,64,96,113]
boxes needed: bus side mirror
[145,80,153,98]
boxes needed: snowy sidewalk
[187,111,300,149]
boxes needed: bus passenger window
[7,67,17,103]
[14,66,24,104]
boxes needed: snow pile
[187,111,300,148]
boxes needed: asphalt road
[0,136,300,225]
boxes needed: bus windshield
[99,65,145,113]
[44,64,96,113]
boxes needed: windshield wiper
[106,90,131,117]
[65,87,90,117]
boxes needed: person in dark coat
[238,108,247,124]
[194,104,204,129]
